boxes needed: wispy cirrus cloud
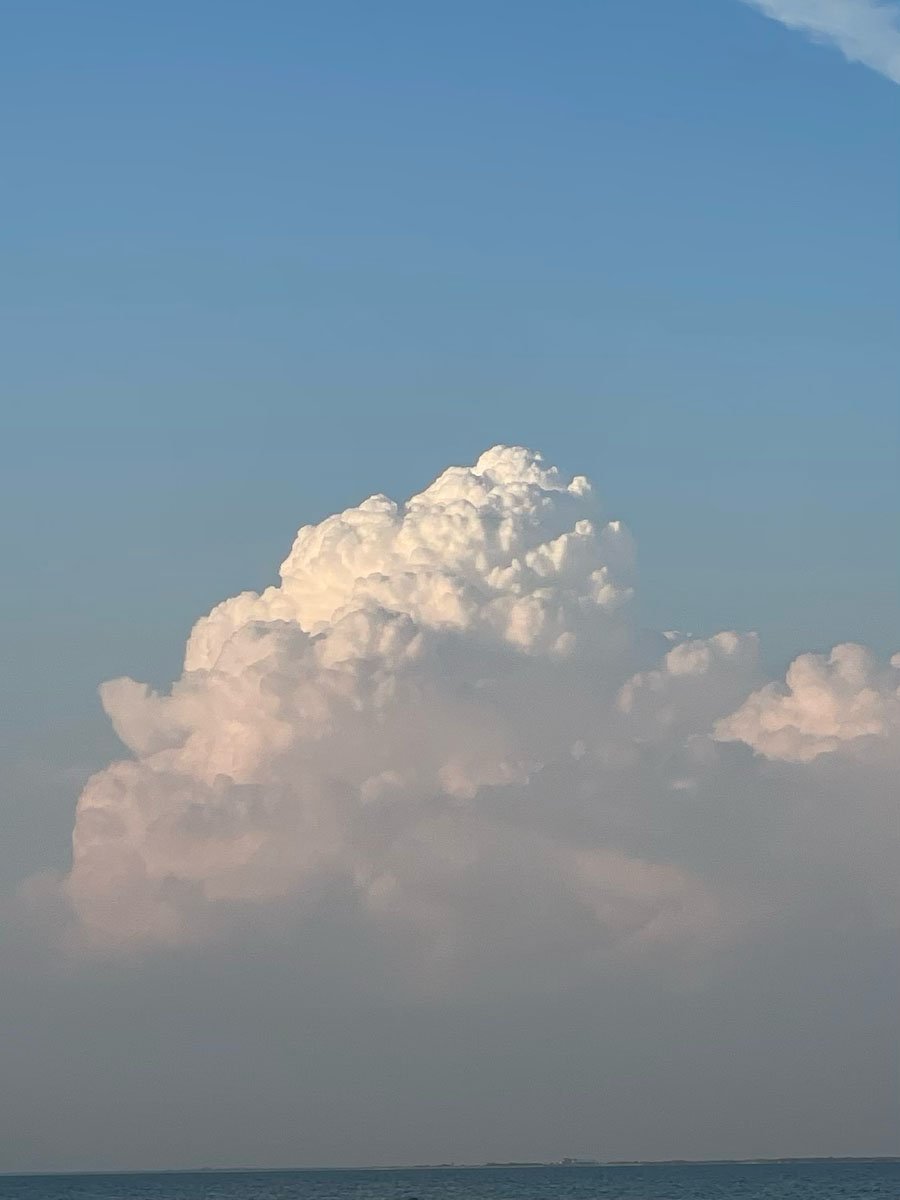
[741,0,900,83]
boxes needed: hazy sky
[1,0,898,1174]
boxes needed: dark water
[2,1162,898,1200]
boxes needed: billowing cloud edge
[49,446,898,975]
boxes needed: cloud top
[184,443,632,676]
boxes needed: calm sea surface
[2,1163,898,1200]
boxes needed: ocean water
[2,1162,898,1200]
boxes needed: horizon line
[4,1155,899,1178]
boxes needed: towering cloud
[60,448,899,984]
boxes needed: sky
[1,0,898,1174]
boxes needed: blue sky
[2,0,897,877]
[2,4,900,1174]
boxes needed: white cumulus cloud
[740,0,900,83]
[56,446,899,983]
[715,643,900,761]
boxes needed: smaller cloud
[617,631,760,733]
[740,0,900,84]
[715,643,900,762]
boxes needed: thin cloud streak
[741,0,900,83]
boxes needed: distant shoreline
[4,1157,899,1178]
